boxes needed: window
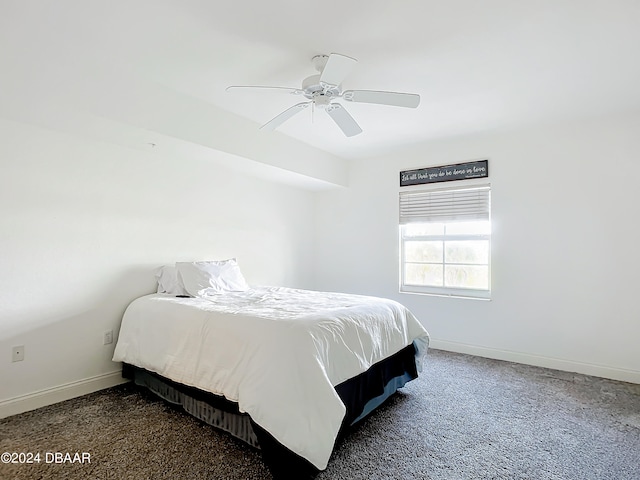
[399,185,491,299]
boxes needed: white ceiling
[2,0,640,161]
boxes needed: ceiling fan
[226,53,420,137]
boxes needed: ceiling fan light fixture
[314,95,331,108]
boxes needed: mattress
[113,286,429,470]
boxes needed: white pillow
[176,259,249,297]
[155,265,189,296]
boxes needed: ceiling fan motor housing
[301,74,340,104]
[302,74,323,93]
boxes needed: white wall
[3,107,639,419]
[313,111,640,383]
[0,118,317,411]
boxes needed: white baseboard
[0,371,129,419]
[429,339,640,384]
[1,343,637,420]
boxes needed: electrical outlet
[12,345,25,362]
[103,330,113,345]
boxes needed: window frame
[399,184,491,300]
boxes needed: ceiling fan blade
[226,85,304,95]
[260,102,311,131]
[326,103,363,137]
[319,53,357,87]
[342,90,420,108]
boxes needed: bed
[112,260,429,478]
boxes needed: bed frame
[123,342,418,479]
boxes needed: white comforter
[112,286,429,469]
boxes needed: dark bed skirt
[122,342,418,479]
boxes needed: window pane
[405,241,443,262]
[445,265,489,289]
[445,240,489,264]
[403,223,445,237]
[445,220,490,235]
[405,263,443,286]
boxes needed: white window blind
[399,185,491,224]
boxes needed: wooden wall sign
[400,159,488,186]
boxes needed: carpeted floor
[1,349,639,480]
